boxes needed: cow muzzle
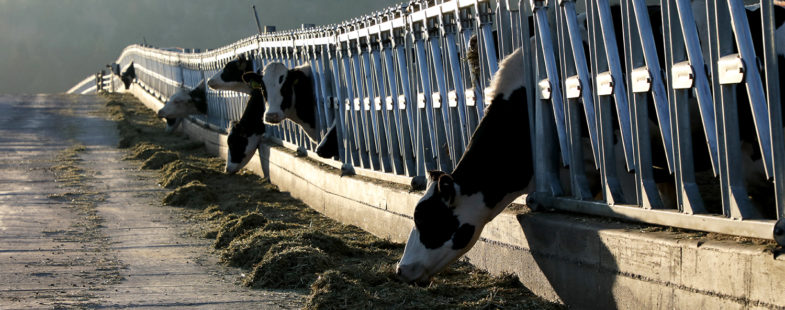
[395,263,429,284]
[264,112,283,124]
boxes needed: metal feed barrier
[106,0,785,245]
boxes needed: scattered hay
[140,151,179,170]
[244,245,332,289]
[105,100,123,107]
[162,181,216,207]
[159,160,205,188]
[305,263,558,310]
[214,212,268,249]
[220,229,287,268]
[125,142,164,161]
[104,92,565,309]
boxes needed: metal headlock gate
[108,0,784,245]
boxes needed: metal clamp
[385,96,394,110]
[557,0,574,6]
[530,0,549,9]
[565,75,581,99]
[398,94,407,110]
[717,54,745,85]
[631,67,652,93]
[672,61,695,89]
[374,97,383,111]
[483,88,494,106]
[363,97,371,110]
[417,93,427,109]
[538,79,552,100]
[465,89,477,106]
[353,98,362,111]
[448,90,458,107]
[596,72,614,96]
[432,92,443,108]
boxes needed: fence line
[101,0,784,245]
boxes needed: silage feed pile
[102,92,563,309]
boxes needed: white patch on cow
[486,48,524,102]
[261,62,289,124]
[225,133,262,174]
[207,70,252,94]
[158,88,196,119]
[397,183,492,283]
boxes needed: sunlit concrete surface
[0,94,303,309]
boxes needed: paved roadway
[0,94,304,309]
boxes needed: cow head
[164,117,182,134]
[208,55,254,93]
[259,62,290,124]
[158,87,200,119]
[121,62,135,90]
[225,120,263,174]
[396,171,485,283]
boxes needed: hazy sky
[0,0,403,94]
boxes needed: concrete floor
[0,94,304,309]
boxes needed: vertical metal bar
[728,0,774,178]
[351,43,379,170]
[673,0,719,174]
[562,0,600,164]
[428,24,460,169]
[596,0,635,172]
[533,2,570,165]
[532,0,565,198]
[444,29,470,149]
[707,0,756,218]
[366,40,394,173]
[761,0,785,220]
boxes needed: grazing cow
[207,55,255,94]
[396,48,532,283]
[241,63,339,159]
[225,88,266,174]
[121,62,136,90]
[157,80,207,133]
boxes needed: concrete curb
[128,85,785,309]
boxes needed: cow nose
[264,113,281,124]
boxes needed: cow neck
[188,86,207,114]
[285,70,319,140]
[450,87,532,209]
[236,89,265,135]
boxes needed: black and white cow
[121,62,136,90]
[237,62,339,159]
[157,80,207,133]
[396,48,532,283]
[225,87,266,174]
[207,55,255,94]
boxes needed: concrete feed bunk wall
[129,85,785,309]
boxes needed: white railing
[99,0,784,245]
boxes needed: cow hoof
[410,176,427,191]
[775,219,785,246]
[340,163,355,177]
[295,146,307,157]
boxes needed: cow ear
[242,72,264,89]
[437,174,455,204]
[427,170,446,183]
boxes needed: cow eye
[279,75,284,84]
